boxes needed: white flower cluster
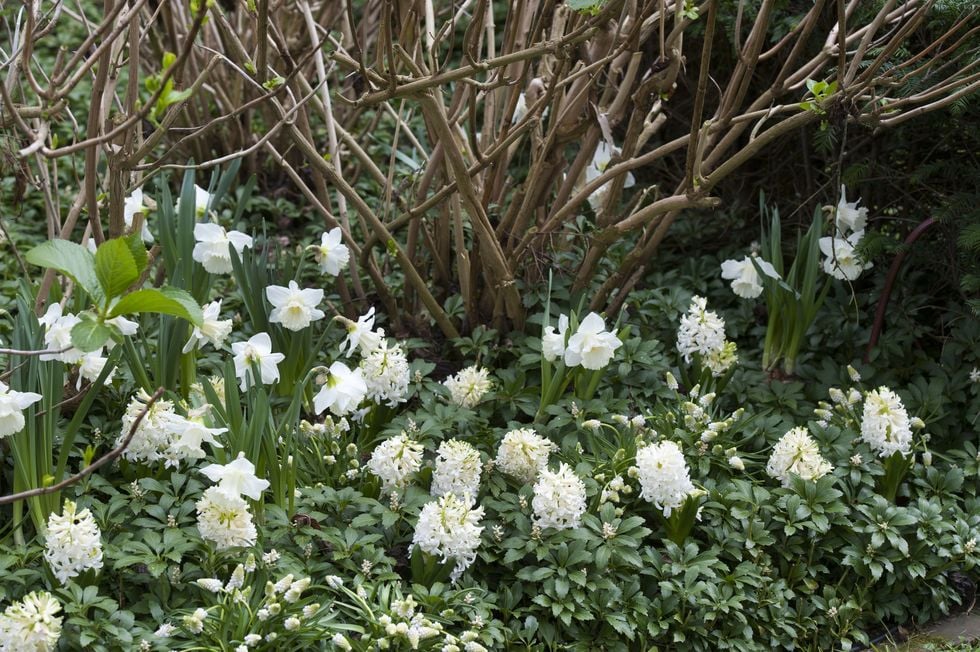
[532,463,587,531]
[367,434,423,494]
[0,381,42,440]
[860,387,913,458]
[720,256,780,299]
[766,426,833,487]
[0,591,62,652]
[495,428,556,484]
[444,366,493,408]
[819,185,873,281]
[118,392,226,468]
[196,454,269,550]
[43,499,103,585]
[635,441,697,517]
[676,296,738,375]
[431,439,482,503]
[412,493,484,582]
[542,312,622,370]
[360,339,411,407]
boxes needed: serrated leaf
[95,238,139,299]
[71,317,111,352]
[25,240,103,304]
[108,287,203,325]
[124,234,149,274]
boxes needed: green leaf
[71,316,111,352]
[25,240,103,304]
[108,287,203,325]
[95,238,139,300]
[124,234,149,274]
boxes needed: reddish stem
[865,217,936,362]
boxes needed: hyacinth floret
[367,434,424,494]
[431,439,483,503]
[360,339,411,407]
[43,499,104,584]
[531,463,587,531]
[635,441,697,517]
[0,591,63,652]
[196,487,258,550]
[444,366,493,408]
[412,493,484,582]
[861,387,913,458]
[766,426,833,487]
[495,428,556,484]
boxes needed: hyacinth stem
[879,451,913,503]
[662,494,701,546]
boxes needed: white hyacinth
[232,333,286,391]
[0,381,42,440]
[37,304,84,364]
[43,500,103,585]
[635,441,697,517]
[861,387,913,458]
[314,361,368,416]
[676,296,738,375]
[541,314,569,363]
[360,339,411,407]
[495,428,556,484]
[196,487,258,550]
[720,256,780,299]
[182,300,233,353]
[532,463,587,531]
[444,366,493,408]
[118,391,180,464]
[766,426,833,487]
[313,227,350,277]
[266,281,325,332]
[431,439,482,503]
[0,591,62,652]
[412,493,484,582]
[192,222,253,274]
[367,434,423,494]
[563,312,623,370]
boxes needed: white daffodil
[231,333,285,391]
[182,300,233,353]
[835,185,868,235]
[512,92,527,124]
[38,304,84,364]
[192,223,253,274]
[200,453,270,500]
[106,316,139,337]
[312,227,350,276]
[585,140,636,211]
[313,361,367,416]
[266,281,325,332]
[123,188,153,243]
[542,314,569,363]
[563,312,622,370]
[176,184,212,217]
[819,230,872,281]
[720,256,780,299]
[339,307,383,357]
[0,381,43,439]
[76,350,114,390]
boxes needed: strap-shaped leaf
[108,287,203,326]
[95,238,139,300]
[25,240,104,304]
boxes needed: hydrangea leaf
[71,315,111,352]
[95,238,139,300]
[108,287,203,326]
[25,239,104,304]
